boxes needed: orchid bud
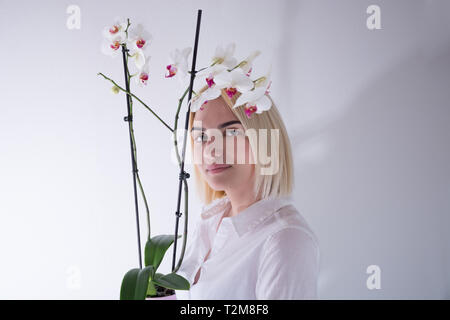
[111,85,120,94]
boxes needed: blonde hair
[188,85,294,205]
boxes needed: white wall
[0,0,449,299]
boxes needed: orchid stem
[124,48,151,242]
[172,9,202,273]
[97,72,174,132]
[172,85,191,273]
[173,87,190,167]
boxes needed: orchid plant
[98,17,272,300]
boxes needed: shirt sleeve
[255,227,320,300]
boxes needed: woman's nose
[204,135,224,164]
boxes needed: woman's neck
[225,192,260,218]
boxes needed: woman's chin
[206,171,235,189]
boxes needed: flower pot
[145,293,177,300]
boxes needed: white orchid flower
[165,47,192,79]
[132,49,146,70]
[211,43,237,69]
[189,87,225,112]
[254,63,272,92]
[214,68,254,99]
[135,57,151,87]
[101,18,128,57]
[196,63,228,85]
[101,32,127,56]
[188,88,217,112]
[238,50,261,75]
[188,64,229,112]
[233,67,273,118]
[102,18,128,41]
[128,23,152,52]
[121,24,152,70]
[233,86,272,118]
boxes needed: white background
[0,0,449,299]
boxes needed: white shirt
[175,195,320,300]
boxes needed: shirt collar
[200,195,293,237]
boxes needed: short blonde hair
[188,85,294,205]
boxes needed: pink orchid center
[140,73,149,83]
[110,41,121,50]
[136,39,146,49]
[206,76,215,88]
[109,25,119,34]
[246,67,253,77]
[165,64,177,78]
[225,87,237,98]
[199,100,208,111]
[244,104,257,118]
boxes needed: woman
[175,84,320,300]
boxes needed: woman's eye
[194,133,208,143]
[225,129,242,137]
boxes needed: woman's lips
[207,165,232,174]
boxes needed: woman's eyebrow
[191,120,242,132]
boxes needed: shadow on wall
[291,34,450,298]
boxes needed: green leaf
[152,272,190,291]
[147,273,166,298]
[120,268,140,300]
[144,235,182,271]
[134,265,155,300]
[146,279,157,297]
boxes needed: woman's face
[191,97,255,193]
